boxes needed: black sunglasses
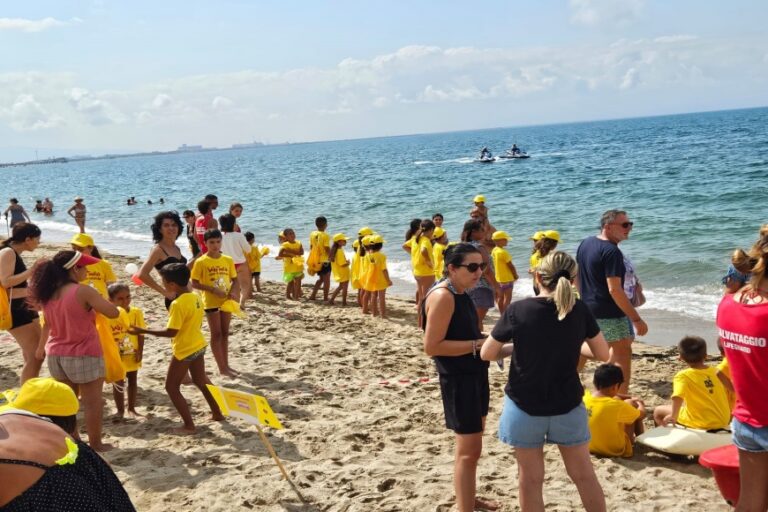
[457,262,487,272]
[612,221,634,228]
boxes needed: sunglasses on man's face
[613,222,634,229]
[457,262,487,273]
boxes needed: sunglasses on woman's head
[457,262,487,272]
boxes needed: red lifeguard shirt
[194,212,212,254]
[717,294,768,427]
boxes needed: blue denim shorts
[497,394,590,448]
[732,418,768,453]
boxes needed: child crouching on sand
[129,263,224,434]
[653,336,731,431]
[107,283,145,419]
[583,364,645,457]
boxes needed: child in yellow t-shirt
[491,231,519,314]
[432,227,448,280]
[277,228,304,301]
[130,263,223,434]
[362,235,392,318]
[329,233,350,306]
[653,336,732,430]
[528,230,559,295]
[352,227,373,308]
[244,231,266,293]
[191,229,240,378]
[584,364,646,457]
[308,216,332,302]
[107,283,145,419]
[71,232,116,298]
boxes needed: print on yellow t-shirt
[191,253,237,309]
[673,366,731,431]
[81,260,117,298]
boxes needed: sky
[1,0,767,161]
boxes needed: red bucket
[699,444,740,507]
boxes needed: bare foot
[475,497,500,511]
[220,369,237,378]
[90,442,115,452]
[170,425,196,435]
[126,410,145,419]
[112,412,125,422]
[211,413,226,422]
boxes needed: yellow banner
[206,385,283,430]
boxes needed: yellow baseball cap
[371,234,385,244]
[278,230,285,237]
[543,230,561,242]
[491,230,511,241]
[0,378,79,416]
[433,227,446,239]
[70,233,95,247]
[362,235,374,246]
[473,195,486,203]
[332,233,350,243]
[352,239,360,249]
[358,226,373,237]
[529,231,544,241]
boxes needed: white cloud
[211,96,234,109]
[69,88,126,125]
[0,94,63,130]
[152,93,173,109]
[654,35,698,44]
[0,17,68,32]
[569,0,645,27]
[620,68,639,90]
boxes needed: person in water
[511,144,520,155]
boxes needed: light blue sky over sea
[1,1,767,161]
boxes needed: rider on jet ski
[510,144,521,155]
[480,147,492,159]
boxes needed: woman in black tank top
[137,212,188,308]
[422,243,496,512]
[0,222,43,384]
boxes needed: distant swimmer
[42,197,53,214]
[127,197,137,205]
[147,200,153,205]
[33,200,44,213]
[4,198,31,229]
[67,196,87,233]
[159,197,165,204]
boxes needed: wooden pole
[254,423,307,503]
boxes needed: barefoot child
[491,231,519,314]
[432,227,448,280]
[130,263,224,433]
[653,336,731,430]
[308,216,332,302]
[191,229,240,377]
[352,227,373,309]
[329,233,350,306]
[244,231,264,293]
[362,234,392,318]
[278,228,304,300]
[107,283,145,418]
[583,364,645,457]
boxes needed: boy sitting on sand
[653,336,732,431]
[129,263,224,434]
[583,364,646,457]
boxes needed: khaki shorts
[48,355,105,384]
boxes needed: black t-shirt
[491,297,600,416]
[575,236,626,318]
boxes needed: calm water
[3,107,768,320]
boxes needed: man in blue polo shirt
[577,209,648,394]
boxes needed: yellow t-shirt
[584,392,641,457]
[410,236,434,277]
[122,306,146,372]
[529,251,542,272]
[166,292,207,360]
[674,366,731,430]
[492,247,516,283]
[310,231,331,263]
[363,252,390,292]
[107,308,131,356]
[332,249,350,283]
[190,253,237,309]
[246,246,262,273]
[280,241,304,274]
[433,242,446,280]
[717,358,736,411]
[80,260,117,298]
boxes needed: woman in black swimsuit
[0,222,43,384]
[0,411,135,511]
[137,211,188,308]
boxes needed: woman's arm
[423,289,478,357]
[79,286,119,318]
[66,205,76,218]
[191,279,227,298]
[0,249,31,288]
[479,335,514,361]
[138,246,174,299]
[583,332,610,362]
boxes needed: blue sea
[3,107,767,322]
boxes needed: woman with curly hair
[137,211,188,309]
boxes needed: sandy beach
[0,244,731,511]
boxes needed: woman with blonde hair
[481,251,609,512]
[716,224,768,512]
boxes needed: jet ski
[497,150,530,159]
[474,155,496,163]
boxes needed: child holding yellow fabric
[329,233,350,306]
[653,336,731,430]
[278,228,304,301]
[244,231,265,293]
[107,283,145,419]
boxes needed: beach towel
[95,313,126,383]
